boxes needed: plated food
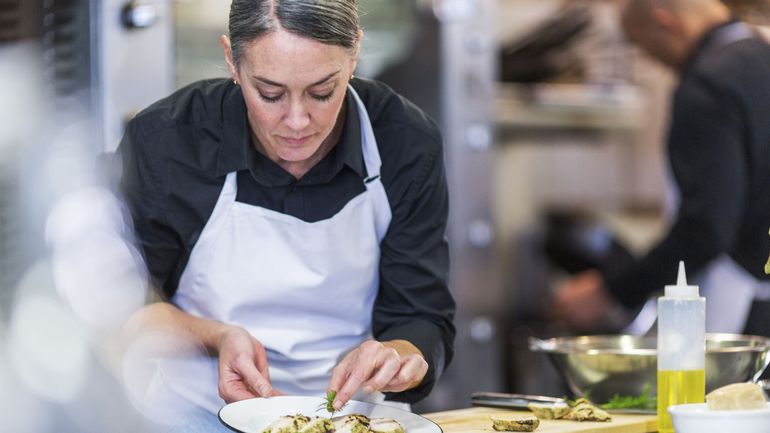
[261,414,405,433]
[218,396,441,433]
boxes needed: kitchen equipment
[470,391,567,409]
[470,392,652,414]
[668,402,770,433]
[424,406,657,433]
[530,333,770,403]
[657,261,706,433]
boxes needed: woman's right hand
[216,326,278,402]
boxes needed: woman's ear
[220,35,238,82]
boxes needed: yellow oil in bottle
[657,369,705,433]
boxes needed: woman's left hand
[328,339,428,410]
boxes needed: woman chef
[118,0,455,415]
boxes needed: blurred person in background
[551,0,770,338]
[118,0,455,420]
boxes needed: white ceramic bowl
[669,402,770,433]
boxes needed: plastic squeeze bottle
[657,261,706,433]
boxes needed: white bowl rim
[669,402,770,417]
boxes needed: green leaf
[318,390,344,418]
[327,390,336,413]
[599,383,657,410]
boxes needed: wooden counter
[423,406,658,433]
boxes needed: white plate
[218,396,443,433]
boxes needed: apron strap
[347,85,383,182]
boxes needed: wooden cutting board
[422,407,658,433]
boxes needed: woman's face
[222,29,358,167]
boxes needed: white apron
[157,86,394,413]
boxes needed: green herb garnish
[317,390,344,417]
[599,383,657,411]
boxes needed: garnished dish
[261,413,404,433]
[218,396,441,433]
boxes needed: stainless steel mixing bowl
[529,333,770,403]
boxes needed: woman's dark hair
[229,0,360,66]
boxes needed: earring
[233,79,239,86]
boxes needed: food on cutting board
[705,383,769,411]
[525,398,611,422]
[490,415,540,432]
[526,402,569,419]
[261,414,404,433]
[561,399,611,422]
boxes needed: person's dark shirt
[118,77,455,403]
[605,21,770,308]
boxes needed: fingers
[328,351,354,397]
[253,342,271,383]
[218,353,273,402]
[332,342,381,410]
[381,355,428,393]
[361,351,400,394]
[330,340,429,409]
[217,329,274,403]
[238,354,274,396]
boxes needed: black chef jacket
[605,20,770,313]
[118,77,456,403]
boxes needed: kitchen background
[0,0,768,431]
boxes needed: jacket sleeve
[118,121,183,298]
[373,142,456,403]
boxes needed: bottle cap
[664,261,699,297]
